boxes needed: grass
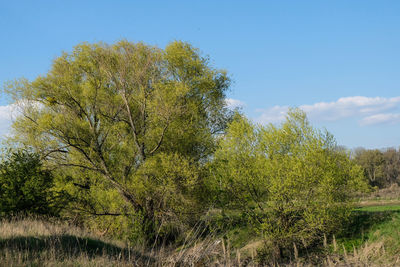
[356,205,400,212]
[339,186,400,256]
[337,185,400,254]
[327,201,400,266]
[337,210,394,250]
[367,212,400,255]
[3,199,400,266]
[0,216,149,266]
[0,216,245,266]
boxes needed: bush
[0,149,57,216]
[209,109,368,260]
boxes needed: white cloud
[225,98,245,109]
[256,105,288,124]
[0,104,14,120]
[361,113,400,126]
[301,96,400,121]
[256,96,400,126]
[0,104,14,138]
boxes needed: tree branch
[149,123,169,155]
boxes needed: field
[1,209,400,266]
[2,187,400,266]
[328,190,400,266]
[0,217,142,266]
[0,216,244,266]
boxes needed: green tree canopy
[5,40,232,242]
[209,109,368,259]
[0,149,57,216]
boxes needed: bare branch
[149,123,169,155]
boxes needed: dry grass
[318,241,400,267]
[359,184,400,202]
[0,217,252,266]
[1,216,399,266]
[0,216,145,266]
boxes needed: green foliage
[4,40,232,244]
[0,149,57,216]
[209,109,368,258]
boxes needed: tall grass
[0,216,144,266]
[0,216,247,266]
[1,213,400,266]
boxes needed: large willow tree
[5,41,231,242]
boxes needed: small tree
[0,149,56,216]
[210,109,367,259]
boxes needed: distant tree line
[353,147,400,188]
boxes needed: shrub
[210,109,368,260]
[0,149,57,216]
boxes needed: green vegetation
[356,205,400,212]
[366,212,400,255]
[209,109,367,260]
[5,40,232,245]
[3,209,400,266]
[2,40,400,266]
[332,209,400,265]
[0,217,248,266]
[0,149,60,216]
[0,217,147,266]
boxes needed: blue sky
[1,0,400,148]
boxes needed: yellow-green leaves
[211,108,368,255]
[5,40,232,245]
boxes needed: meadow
[2,191,400,267]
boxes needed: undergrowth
[2,210,400,266]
